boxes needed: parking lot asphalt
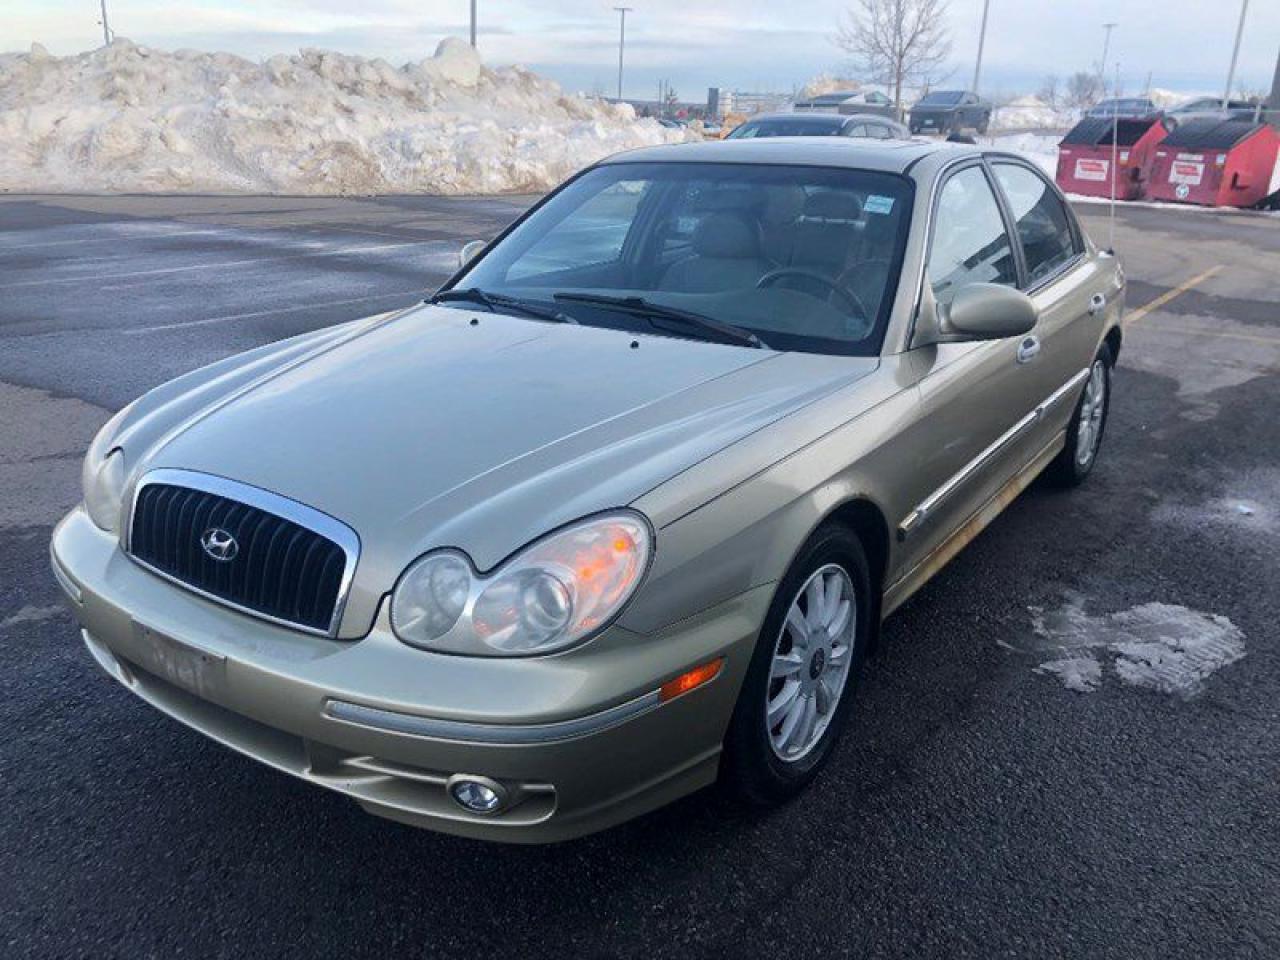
[2,193,1278,959]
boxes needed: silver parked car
[54,138,1124,842]
[726,112,910,140]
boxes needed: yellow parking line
[1124,264,1223,327]
[1130,323,1280,345]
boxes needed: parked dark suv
[908,90,991,135]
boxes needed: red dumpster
[1056,116,1167,200]
[1146,118,1280,207]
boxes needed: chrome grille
[127,470,358,636]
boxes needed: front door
[893,161,1048,575]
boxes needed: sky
[3,0,1278,101]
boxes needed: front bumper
[52,507,769,842]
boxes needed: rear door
[988,159,1108,445]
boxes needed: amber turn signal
[659,658,724,702]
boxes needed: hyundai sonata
[53,137,1124,841]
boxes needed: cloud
[6,0,1278,99]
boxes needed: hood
[132,305,876,634]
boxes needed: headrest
[802,190,862,222]
[762,185,806,225]
[692,212,760,259]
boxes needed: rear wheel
[977,113,990,135]
[721,523,871,806]
[1047,342,1113,486]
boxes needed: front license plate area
[132,621,226,698]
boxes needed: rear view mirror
[458,239,488,270]
[943,283,1038,340]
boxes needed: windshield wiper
[552,293,768,349]
[430,287,577,325]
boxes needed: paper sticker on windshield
[863,195,895,215]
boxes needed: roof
[600,136,956,174]
[737,112,899,127]
[1061,116,1162,147]
[1161,117,1266,150]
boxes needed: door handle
[1016,335,1041,364]
[1088,292,1107,316]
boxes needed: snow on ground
[0,38,687,195]
[984,132,1061,175]
[1018,598,1245,698]
[992,95,1076,131]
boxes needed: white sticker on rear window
[863,195,894,215]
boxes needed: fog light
[446,774,507,815]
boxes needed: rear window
[919,91,964,106]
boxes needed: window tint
[928,166,1017,302]
[992,163,1079,285]
[507,179,646,280]
[457,162,914,356]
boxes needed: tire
[721,523,872,806]
[977,114,990,135]
[1047,342,1113,486]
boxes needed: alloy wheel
[1076,360,1107,467]
[765,563,857,761]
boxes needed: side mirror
[458,239,488,270]
[944,282,1038,340]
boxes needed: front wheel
[721,523,872,806]
[1047,342,1113,485]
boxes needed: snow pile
[797,74,864,99]
[1148,87,1194,111]
[0,38,688,195]
[992,95,1075,131]
[985,132,1061,176]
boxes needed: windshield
[919,91,963,106]
[449,162,914,356]
[727,118,843,138]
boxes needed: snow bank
[0,38,688,195]
[992,95,1075,131]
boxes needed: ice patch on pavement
[0,37,688,195]
[0,604,64,628]
[1021,598,1244,698]
[1152,468,1279,538]
[1034,656,1102,693]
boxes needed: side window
[507,180,647,281]
[844,123,869,138]
[992,163,1079,285]
[928,166,1018,303]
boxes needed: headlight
[82,448,127,533]
[391,512,652,656]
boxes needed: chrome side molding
[898,367,1089,541]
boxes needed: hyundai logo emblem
[200,527,239,562]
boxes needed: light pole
[469,0,477,48]
[971,0,990,95]
[98,0,112,46]
[1222,0,1249,108]
[1098,22,1117,92]
[614,6,633,101]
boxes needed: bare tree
[1037,74,1060,108]
[1064,71,1102,109]
[834,0,952,119]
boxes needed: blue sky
[5,0,1278,99]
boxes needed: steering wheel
[756,268,871,323]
